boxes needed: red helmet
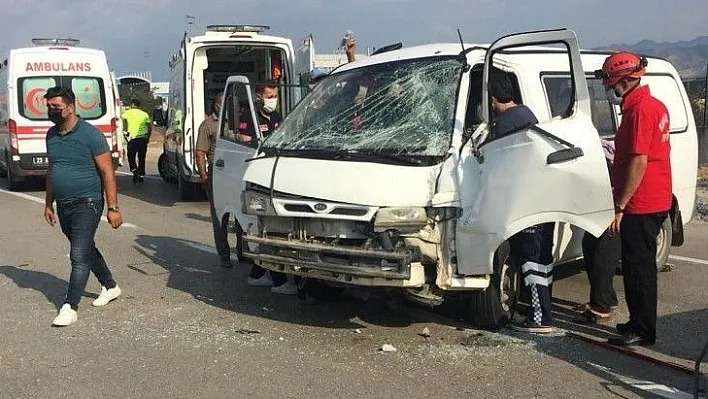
[595,51,648,87]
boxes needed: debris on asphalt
[261,307,272,312]
[353,329,362,334]
[279,337,285,341]
[380,344,397,353]
[234,329,261,335]
[660,263,674,273]
[418,327,431,338]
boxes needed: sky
[1,0,706,81]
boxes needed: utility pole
[703,62,707,130]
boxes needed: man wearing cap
[597,51,672,347]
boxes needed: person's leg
[585,229,620,314]
[87,199,117,289]
[127,139,137,172]
[509,223,554,333]
[207,176,231,267]
[614,213,663,344]
[61,200,104,311]
[137,137,148,178]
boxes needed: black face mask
[48,108,66,125]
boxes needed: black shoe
[616,322,634,335]
[607,332,655,347]
[220,257,233,268]
[138,176,144,183]
[132,170,139,184]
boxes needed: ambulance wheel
[178,171,204,201]
[466,242,520,331]
[656,216,672,269]
[5,154,21,191]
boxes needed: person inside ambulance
[236,81,282,147]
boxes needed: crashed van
[212,29,697,329]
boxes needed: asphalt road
[0,165,706,398]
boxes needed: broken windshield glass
[261,56,463,158]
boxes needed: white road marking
[669,254,708,265]
[0,188,140,229]
[115,171,162,181]
[588,363,693,399]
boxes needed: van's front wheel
[466,242,520,331]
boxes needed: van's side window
[466,66,524,142]
[219,82,259,148]
[542,76,617,137]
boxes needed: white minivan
[214,29,697,330]
[159,24,315,199]
[0,38,122,190]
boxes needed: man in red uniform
[596,51,672,347]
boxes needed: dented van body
[213,29,697,329]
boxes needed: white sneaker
[52,304,77,327]
[92,286,122,307]
[271,281,299,295]
[248,273,273,287]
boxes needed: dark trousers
[127,137,148,176]
[510,222,555,325]
[620,212,667,341]
[206,174,230,261]
[582,229,620,313]
[57,198,117,310]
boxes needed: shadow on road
[184,213,211,224]
[132,234,461,331]
[0,264,99,309]
[115,174,185,207]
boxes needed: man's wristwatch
[614,205,624,213]
[108,205,120,213]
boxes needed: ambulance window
[19,77,57,120]
[18,76,106,121]
[638,75,689,133]
[71,77,105,119]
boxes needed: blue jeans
[57,197,116,310]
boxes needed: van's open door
[213,76,262,236]
[294,34,316,103]
[454,29,615,275]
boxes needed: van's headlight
[241,190,276,216]
[374,207,428,229]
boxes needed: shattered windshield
[261,57,463,159]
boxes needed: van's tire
[304,278,345,301]
[466,242,520,331]
[178,172,203,201]
[656,216,672,269]
[158,153,177,183]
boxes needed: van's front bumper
[242,234,426,287]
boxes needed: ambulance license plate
[32,156,49,166]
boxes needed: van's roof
[9,45,107,57]
[333,42,673,74]
[186,31,293,46]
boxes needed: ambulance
[0,38,122,190]
[159,24,315,199]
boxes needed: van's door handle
[215,159,225,167]
[546,147,584,165]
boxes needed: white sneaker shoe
[271,281,299,295]
[92,286,122,307]
[52,304,77,327]
[248,273,273,287]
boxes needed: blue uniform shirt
[46,118,109,201]
[493,104,539,138]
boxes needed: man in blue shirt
[43,86,123,327]
[488,74,556,334]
